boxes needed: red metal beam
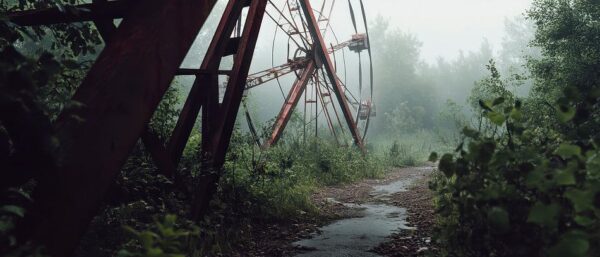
[90,7,175,178]
[25,0,217,256]
[167,0,247,166]
[298,0,365,152]
[192,0,268,219]
[207,0,268,167]
[7,0,136,26]
[91,0,118,44]
[264,61,315,147]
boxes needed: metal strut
[298,0,366,152]
[264,61,316,147]
[192,0,268,219]
[9,0,219,256]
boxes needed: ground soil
[371,173,439,256]
[233,165,438,257]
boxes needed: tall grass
[371,129,451,167]
[217,133,385,219]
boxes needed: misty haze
[1,0,598,257]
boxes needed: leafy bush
[431,1,600,256]
[218,131,384,219]
[118,214,199,257]
[431,95,599,257]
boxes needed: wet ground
[232,165,437,257]
[292,166,434,257]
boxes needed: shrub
[430,96,600,257]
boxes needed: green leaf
[487,206,510,234]
[555,169,576,185]
[438,154,455,177]
[565,189,594,212]
[557,105,576,123]
[574,215,595,226]
[428,152,439,162]
[555,143,582,159]
[164,214,177,227]
[486,111,505,125]
[526,168,545,189]
[62,59,80,69]
[586,152,600,177]
[549,231,589,257]
[528,202,560,228]
[509,107,523,121]
[479,100,493,111]
[0,220,15,233]
[146,247,163,257]
[0,205,25,217]
[461,127,480,139]
[7,188,32,202]
[492,97,505,106]
[139,231,158,249]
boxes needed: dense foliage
[431,0,600,256]
[2,0,598,256]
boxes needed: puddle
[372,179,413,195]
[292,170,429,257]
[293,204,411,257]
[372,166,434,196]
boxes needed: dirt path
[293,165,438,257]
[371,170,438,256]
[236,165,438,257]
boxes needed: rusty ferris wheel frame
[5,0,374,256]
[247,0,375,148]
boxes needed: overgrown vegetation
[430,0,600,256]
[0,1,393,256]
[2,0,598,256]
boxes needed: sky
[183,0,533,66]
[179,0,536,125]
[362,0,533,63]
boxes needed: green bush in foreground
[430,95,599,257]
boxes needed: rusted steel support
[92,0,118,44]
[192,0,268,219]
[264,61,315,147]
[298,0,365,152]
[22,0,217,256]
[91,9,174,178]
[8,0,136,26]
[167,0,246,167]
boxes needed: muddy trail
[239,165,437,257]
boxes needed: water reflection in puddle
[291,169,434,257]
[294,204,412,257]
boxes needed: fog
[365,0,532,63]
[178,0,538,150]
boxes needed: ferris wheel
[241,0,375,149]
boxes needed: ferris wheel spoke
[264,61,316,147]
[256,0,373,150]
[316,82,341,145]
[267,1,310,48]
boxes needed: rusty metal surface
[167,0,246,166]
[192,0,269,219]
[265,61,316,147]
[5,1,374,255]
[298,0,366,152]
[23,0,217,256]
